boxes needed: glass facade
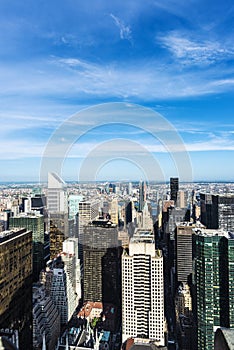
[195,231,234,350]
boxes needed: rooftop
[0,228,30,243]
[11,211,43,218]
[193,228,231,239]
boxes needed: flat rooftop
[0,227,29,243]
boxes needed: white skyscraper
[122,230,165,346]
[47,172,67,213]
[43,261,78,325]
[62,237,81,300]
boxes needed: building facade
[9,212,44,280]
[0,228,33,349]
[78,200,99,263]
[200,193,234,231]
[122,230,165,346]
[33,283,60,350]
[170,177,179,205]
[83,220,120,305]
[175,223,194,285]
[195,229,234,350]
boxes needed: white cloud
[110,14,132,42]
[0,52,234,118]
[158,31,234,65]
[50,56,234,99]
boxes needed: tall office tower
[42,255,79,326]
[177,190,189,209]
[200,193,219,228]
[170,177,179,205]
[128,182,133,195]
[83,220,120,305]
[125,201,133,227]
[101,200,109,218]
[0,228,33,349]
[9,212,44,281]
[68,194,83,220]
[47,172,67,213]
[218,194,234,232]
[138,181,146,211]
[31,194,49,263]
[200,193,234,231]
[176,223,194,285]
[122,229,165,346]
[21,196,32,213]
[142,202,154,230]
[78,200,99,263]
[68,195,83,240]
[47,173,69,257]
[31,193,47,215]
[62,237,81,300]
[195,229,234,350]
[110,198,119,225]
[33,284,60,350]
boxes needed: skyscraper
[200,193,234,231]
[83,220,120,305]
[78,200,99,263]
[200,193,219,229]
[195,229,234,350]
[33,283,60,350]
[9,212,44,281]
[175,223,194,285]
[42,243,79,327]
[122,229,165,346]
[170,177,179,205]
[0,228,33,349]
[47,172,69,257]
[138,180,146,211]
[47,172,67,213]
[68,194,83,220]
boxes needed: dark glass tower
[200,193,234,231]
[195,230,234,350]
[9,213,44,281]
[170,177,179,205]
[83,220,120,306]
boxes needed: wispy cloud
[2,129,233,161]
[158,31,234,65]
[51,56,234,99]
[110,14,132,42]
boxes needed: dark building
[31,194,47,215]
[200,193,219,229]
[0,228,33,349]
[49,213,67,259]
[170,177,179,205]
[125,201,132,226]
[218,194,234,232]
[9,213,44,281]
[200,193,234,231]
[175,223,194,285]
[83,220,121,306]
[194,229,234,350]
[138,180,146,212]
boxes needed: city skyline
[0,0,234,182]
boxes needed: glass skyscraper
[195,229,234,350]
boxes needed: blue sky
[0,0,234,182]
